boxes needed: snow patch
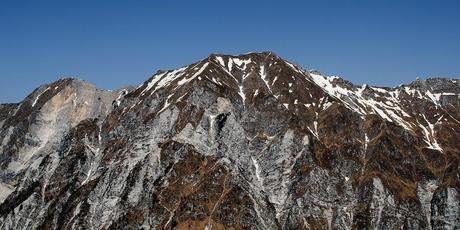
[420,114,443,152]
[232,58,251,69]
[177,63,209,87]
[251,156,262,184]
[32,86,51,107]
[215,56,225,67]
[272,76,278,85]
[259,65,272,94]
[238,85,246,106]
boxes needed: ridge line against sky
[1,0,459,103]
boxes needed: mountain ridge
[1,52,459,229]
[3,51,458,105]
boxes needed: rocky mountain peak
[1,53,460,229]
[0,78,118,203]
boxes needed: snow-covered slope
[307,73,460,152]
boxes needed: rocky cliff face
[0,52,459,229]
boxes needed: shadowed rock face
[0,52,459,229]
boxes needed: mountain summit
[1,52,459,229]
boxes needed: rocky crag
[1,52,459,229]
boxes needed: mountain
[0,52,459,229]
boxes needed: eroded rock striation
[1,52,459,229]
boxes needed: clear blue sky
[1,0,459,102]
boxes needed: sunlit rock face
[1,52,459,229]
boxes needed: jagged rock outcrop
[0,52,459,229]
